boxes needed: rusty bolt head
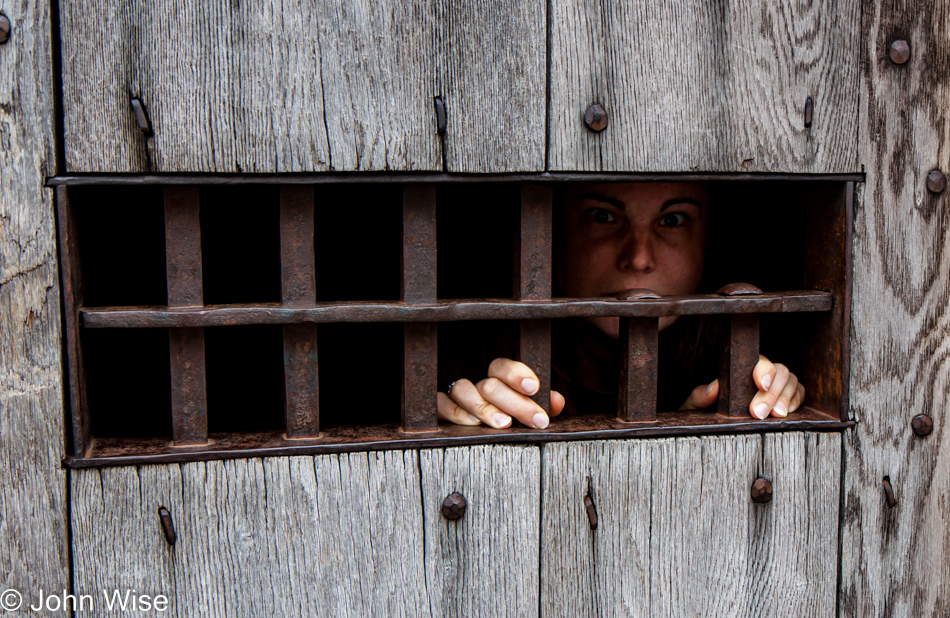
[751,478,772,503]
[584,104,608,132]
[927,170,946,194]
[911,414,933,436]
[441,492,467,520]
[889,40,910,65]
[0,15,10,45]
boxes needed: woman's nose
[618,230,656,272]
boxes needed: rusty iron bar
[618,317,659,422]
[516,184,554,413]
[280,186,320,438]
[164,187,208,445]
[717,313,761,418]
[62,407,853,468]
[401,185,438,432]
[55,186,92,457]
[80,291,834,328]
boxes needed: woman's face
[561,182,708,338]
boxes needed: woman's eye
[660,212,688,228]
[587,208,616,224]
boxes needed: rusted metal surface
[130,98,153,137]
[927,170,946,194]
[81,291,834,328]
[751,478,773,503]
[802,183,852,421]
[164,187,208,445]
[882,477,897,508]
[55,186,92,457]
[62,407,853,469]
[401,184,438,432]
[168,328,208,445]
[46,172,867,187]
[441,492,467,520]
[583,103,608,132]
[889,39,910,64]
[164,187,203,307]
[280,186,319,437]
[804,97,814,128]
[716,282,763,296]
[0,14,10,44]
[158,506,177,546]
[717,313,760,417]
[911,414,933,437]
[584,493,598,530]
[519,319,552,414]
[618,317,659,422]
[614,288,661,300]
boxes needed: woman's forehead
[564,182,708,206]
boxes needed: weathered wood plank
[420,445,540,618]
[549,0,861,172]
[841,2,950,615]
[71,453,430,616]
[0,0,70,608]
[541,433,840,616]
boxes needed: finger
[749,363,790,419]
[437,392,482,426]
[449,379,512,429]
[679,379,719,410]
[788,383,805,413]
[753,355,777,392]
[487,357,541,395]
[769,373,799,418]
[550,390,566,418]
[477,377,550,429]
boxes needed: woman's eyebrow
[660,197,703,211]
[577,192,625,209]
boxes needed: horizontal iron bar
[46,172,865,187]
[62,407,853,469]
[80,291,833,328]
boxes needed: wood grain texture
[841,2,950,615]
[72,452,429,616]
[0,0,70,606]
[549,0,861,172]
[420,445,541,618]
[541,433,840,616]
[60,0,546,173]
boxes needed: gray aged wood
[60,0,545,173]
[420,445,541,618]
[549,0,861,172]
[72,453,430,616]
[0,0,70,609]
[841,2,950,615]
[541,433,840,616]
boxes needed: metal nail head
[911,414,933,436]
[158,506,177,546]
[0,14,10,45]
[751,478,772,503]
[584,104,608,132]
[584,493,598,530]
[441,492,467,520]
[882,477,897,508]
[889,40,910,65]
[927,170,946,194]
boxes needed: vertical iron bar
[401,184,438,432]
[280,186,320,438]
[515,185,553,413]
[618,317,659,421]
[717,314,760,417]
[56,186,92,457]
[164,187,208,445]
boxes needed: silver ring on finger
[446,381,457,396]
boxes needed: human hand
[678,355,804,419]
[437,358,566,429]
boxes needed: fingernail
[521,378,539,395]
[753,403,769,419]
[532,412,549,429]
[467,413,481,424]
[773,402,787,417]
[493,413,511,427]
[703,382,714,396]
[761,374,772,391]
